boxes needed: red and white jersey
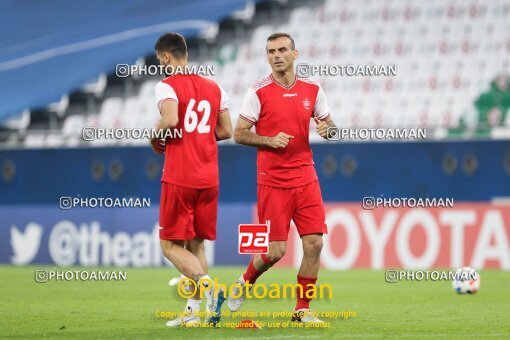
[239,74,330,188]
[155,74,229,188]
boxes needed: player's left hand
[150,138,166,154]
[314,117,328,138]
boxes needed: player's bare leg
[292,234,325,323]
[168,241,190,286]
[161,239,213,327]
[187,238,225,325]
[228,241,286,311]
[160,239,206,279]
[298,234,322,277]
[188,238,208,273]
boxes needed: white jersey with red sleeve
[239,74,330,188]
[155,74,229,188]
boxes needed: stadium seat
[46,134,65,147]
[23,134,46,148]
[85,114,100,129]
[289,7,312,27]
[62,115,85,137]
[81,73,107,98]
[138,81,159,101]
[2,109,30,131]
[98,97,123,129]
[47,95,69,118]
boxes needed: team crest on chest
[302,97,311,111]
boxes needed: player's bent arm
[156,100,179,131]
[234,118,294,148]
[215,110,233,141]
[323,115,336,128]
[149,100,179,154]
[233,117,270,147]
[315,115,337,140]
[324,115,337,139]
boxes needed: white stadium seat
[62,115,85,137]
[138,80,159,100]
[98,97,123,129]
[23,134,46,148]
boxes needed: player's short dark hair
[155,32,187,59]
[267,32,295,50]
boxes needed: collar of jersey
[270,74,297,91]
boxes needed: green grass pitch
[0,266,509,339]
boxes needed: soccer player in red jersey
[227,33,336,323]
[150,32,232,327]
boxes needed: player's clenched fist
[150,137,166,154]
[267,132,294,148]
[314,117,328,139]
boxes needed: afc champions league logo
[302,97,311,111]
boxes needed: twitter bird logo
[10,223,43,265]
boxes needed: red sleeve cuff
[316,113,330,121]
[158,98,176,108]
[239,114,256,124]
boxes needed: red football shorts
[257,180,327,241]
[159,182,218,241]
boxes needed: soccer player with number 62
[150,32,233,328]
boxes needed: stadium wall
[1,141,509,269]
